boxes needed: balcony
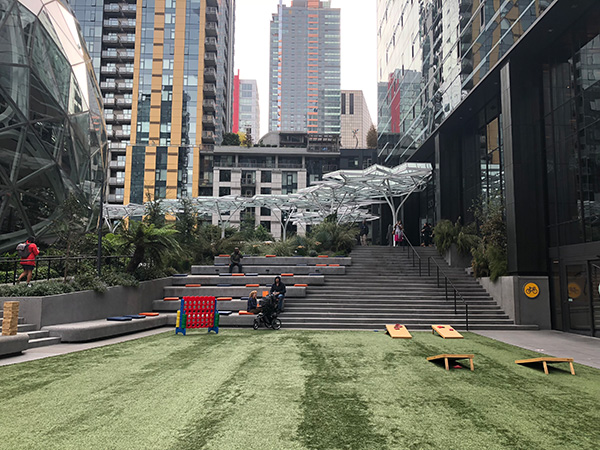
[109,160,126,169]
[241,177,256,187]
[116,97,133,106]
[117,66,135,77]
[205,22,218,37]
[109,177,125,186]
[100,81,116,90]
[103,18,136,29]
[202,115,217,127]
[119,34,136,45]
[100,66,117,75]
[205,37,217,52]
[103,35,118,44]
[204,67,217,82]
[107,194,124,203]
[202,131,215,143]
[114,129,130,138]
[116,80,133,90]
[109,142,127,150]
[204,52,217,67]
[202,99,216,112]
[103,97,115,105]
[203,83,217,98]
[206,7,218,21]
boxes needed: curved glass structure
[0,0,107,251]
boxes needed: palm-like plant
[118,221,181,274]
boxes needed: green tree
[117,221,181,274]
[366,124,378,149]
[222,132,240,146]
[144,193,166,228]
[174,198,199,245]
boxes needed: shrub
[102,271,139,288]
[433,220,457,254]
[0,281,75,297]
[73,272,108,293]
[308,222,356,255]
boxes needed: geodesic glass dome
[0,0,107,251]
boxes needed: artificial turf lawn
[0,331,599,450]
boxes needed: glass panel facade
[377,0,549,161]
[0,0,107,251]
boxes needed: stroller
[253,294,282,330]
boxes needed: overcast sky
[234,0,378,138]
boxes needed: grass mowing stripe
[296,334,388,450]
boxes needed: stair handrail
[401,235,422,276]
[426,255,470,331]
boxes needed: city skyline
[235,0,377,139]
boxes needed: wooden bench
[515,357,575,375]
[427,354,474,371]
[431,324,463,339]
[385,324,412,339]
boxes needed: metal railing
[0,255,131,285]
[401,236,470,330]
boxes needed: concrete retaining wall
[478,276,551,329]
[0,278,171,330]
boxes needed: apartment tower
[269,0,341,135]
[340,90,373,149]
[71,0,235,204]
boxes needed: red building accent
[232,69,240,133]
[388,72,401,134]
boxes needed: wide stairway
[281,245,538,330]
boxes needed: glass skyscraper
[70,0,235,204]
[269,0,341,135]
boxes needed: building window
[349,93,354,115]
[219,170,231,182]
[341,93,346,115]
[219,187,231,196]
[261,171,272,183]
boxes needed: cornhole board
[427,354,474,371]
[431,325,463,339]
[515,357,575,375]
[385,324,412,339]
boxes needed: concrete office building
[71,0,235,204]
[377,0,600,336]
[269,0,341,135]
[203,132,340,238]
[340,90,374,149]
[232,74,260,142]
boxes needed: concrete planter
[0,278,171,330]
[443,244,472,269]
[478,276,551,329]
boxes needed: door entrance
[564,264,593,335]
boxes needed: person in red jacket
[17,237,39,287]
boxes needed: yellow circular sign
[524,283,540,298]
[568,282,581,299]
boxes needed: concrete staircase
[280,246,538,331]
[1,313,61,349]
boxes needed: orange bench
[139,312,159,317]
[218,254,229,257]
[185,284,201,287]
[329,264,340,267]
[265,254,276,257]
[316,264,327,267]
[217,297,233,301]
[294,284,308,287]
[232,273,245,276]
[238,310,255,315]
[281,273,294,276]
[317,255,329,258]
[164,297,179,301]
[246,284,260,287]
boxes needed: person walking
[229,247,243,273]
[421,223,433,247]
[359,219,369,246]
[17,237,39,287]
[393,221,403,247]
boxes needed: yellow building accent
[193,1,207,197]
[170,0,187,146]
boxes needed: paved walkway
[475,330,600,370]
[2,328,600,370]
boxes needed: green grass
[0,330,599,450]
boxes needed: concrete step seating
[166,256,352,328]
[191,265,345,275]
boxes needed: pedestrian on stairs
[359,220,369,246]
[393,221,403,247]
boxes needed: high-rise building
[232,74,260,142]
[269,0,341,135]
[70,0,235,204]
[340,90,373,149]
[377,0,600,336]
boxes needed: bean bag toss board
[385,324,412,339]
[431,324,463,339]
[515,357,575,375]
[175,296,219,335]
[427,354,474,371]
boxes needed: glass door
[565,264,592,335]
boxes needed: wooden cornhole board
[431,324,463,339]
[515,357,575,375]
[385,324,412,339]
[427,354,474,371]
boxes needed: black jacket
[270,281,286,296]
